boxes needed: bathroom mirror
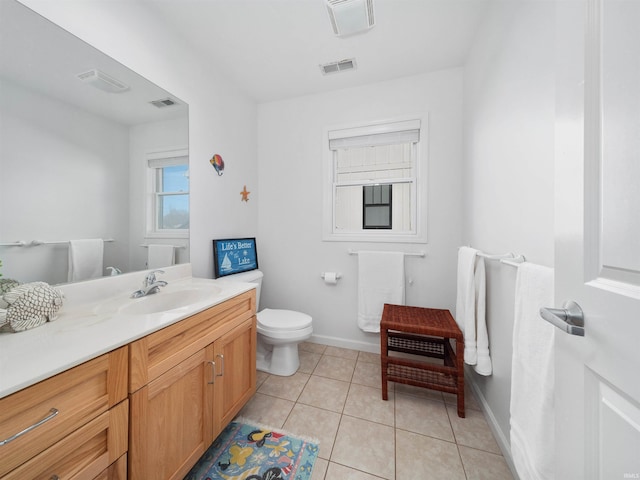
[0,0,189,285]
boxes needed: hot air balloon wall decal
[210,153,224,175]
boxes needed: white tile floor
[237,342,514,480]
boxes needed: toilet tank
[217,269,263,309]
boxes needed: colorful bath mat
[184,418,319,480]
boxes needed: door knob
[540,300,585,336]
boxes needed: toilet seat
[257,308,312,333]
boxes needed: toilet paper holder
[320,272,342,283]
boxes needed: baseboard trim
[308,334,380,354]
[465,368,519,479]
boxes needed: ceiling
[142,0,489,103]
[0,0,489,123]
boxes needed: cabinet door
[129,349,214,480]
[213,316,257,436]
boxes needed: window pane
[364,206,391,229]
[373,186,381,203]
[158,194,189,229]
[364,186,372,204]
[161,165,188,193]
[381,185,390,203]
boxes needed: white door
[554,0,640,478]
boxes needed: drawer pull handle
[0,408,59,446]
[51,476,60,480]
[216,354,225,377]
[208,360,216,384]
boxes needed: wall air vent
[320,58,357,75]
[326,0,375,37]
[76,69,129,93]
[150,98,179,108]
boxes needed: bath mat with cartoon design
[184,419,319,480]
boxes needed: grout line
[458,443,471,480]
[251,350,509,479]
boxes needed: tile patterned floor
[237,342,514,480]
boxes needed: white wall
[462,0,555,462]
[257,69,463,351]
[19,0,259,280]
[0,79,130,284]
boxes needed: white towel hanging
[147,244,175,269]
[473,256,491,375]
[68,239,104,282]
[357,251,405,333]
[455,246,491,374]
[510,262,555,480]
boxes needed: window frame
[145,146,189,239]
[322,115,428,243]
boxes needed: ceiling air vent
[320,58,357,75]
[326,0,375,37]
[150,98,179,108]
[76,69,129,93]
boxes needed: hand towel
[455,246,480,365]
[147,244,175,269]
[68,239,104,282]
[510,262,555,480]
[473,257,492,375]
[357,251,405,333]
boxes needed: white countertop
[0,264,255,399]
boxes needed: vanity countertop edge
[0,266,256,399]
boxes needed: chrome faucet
[131,270,168,298]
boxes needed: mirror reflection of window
[157,164,189,230]
[147,153,189,236]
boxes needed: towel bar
[348,249,425,257]
[31,239,114,246]
[475,250,525,266]
[139,244,187,249]
[500,256,526,267]
[477,251,517,260]
[0,241,26,247]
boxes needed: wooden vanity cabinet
[128,290,256,480]
[0,346,128,479]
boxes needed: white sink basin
[93,285,222,316]
[121,287,221,315]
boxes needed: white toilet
[218,269,312,376]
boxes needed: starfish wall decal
[240,185,250,202]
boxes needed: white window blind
[147,156,188,169]
[328,119,420,150]
[329,129,420,150]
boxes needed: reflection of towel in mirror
[147,244,175,269]
[357,251,405,332]
[68,239,104,282]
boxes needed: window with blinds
[324,118,425,242]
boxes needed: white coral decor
[0,282,64,333]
